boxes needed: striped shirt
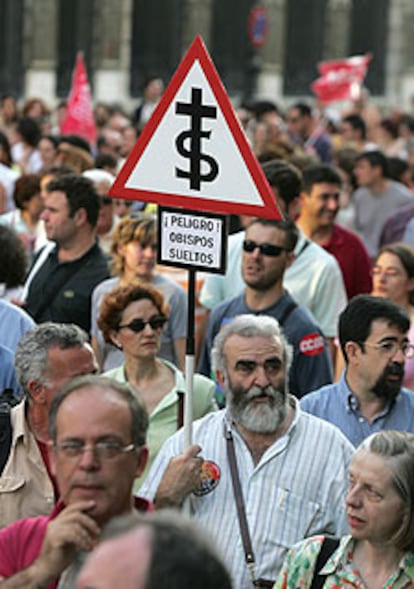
[139,399,354,588]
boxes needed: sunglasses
[118,315,167,333]
[242,240,288,257]
[99,196,113,205]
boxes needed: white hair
[82,168,115,188]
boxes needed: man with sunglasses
[199,160,347,363]
[301,295,414,446]
[0,375,151,589]
[198,218,333,399]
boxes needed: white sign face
[125,60,263,207]
[158,208,227,273]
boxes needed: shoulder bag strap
[277,301,297,326]
[226,427,257,585]
[0,402,12,475]
[309,536,340,589]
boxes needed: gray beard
[228,384,288,434]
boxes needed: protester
[198,217,333,399]
[302,296,414,447]
[286,102,332,163]
[275,430,414,589]
[0,322,98,527]
[0,374,151,587]
[99,281,217,480]
[353,150,412,258]
[0,173,47,259]
[23,174,110,333]
[140,314,354,588]
[199,160,347,360]
[297,164,372,299]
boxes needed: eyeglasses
[55,440,136,460]
[371,267,403,278]
[118,315,167,333]
[242,240,288,257]
[360,340,414,359]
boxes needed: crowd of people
[1,85,414,588]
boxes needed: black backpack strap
[0,402,12,475]
[277,301,298,327]
[310,536,339,589]
[295,238,311,258]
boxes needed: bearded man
[140,314,354,589]
[301,295,414,446]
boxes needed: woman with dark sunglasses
[98,280,217,485]
[91,214,187,373]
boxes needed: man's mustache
[246,385,283,401]
[385,362,405,378]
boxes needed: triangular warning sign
[110,36,282,220]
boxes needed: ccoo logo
[299,333,325,356]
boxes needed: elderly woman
[99,281,217,481]
[91,214,187,371]
[275,430,414,589]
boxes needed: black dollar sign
[175,87,219,190]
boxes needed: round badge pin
[193,459,221,496]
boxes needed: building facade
[2,0,414,112]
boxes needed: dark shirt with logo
[198,290,333,399]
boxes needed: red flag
[311,54,372,104]
[60,52,96,144]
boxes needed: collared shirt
[0,299,35,353]
[300,371,414,447]
[0,401,55,529]
[0,498,152,588]
[275,535,414,589]
[140,401,354,589]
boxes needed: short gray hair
[48,374,148,448]
[100,511,232,589]
[14,322,89,397]
[357,430,414,552]
[211,314,293,375]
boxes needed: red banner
[60,52,96,144]
[311,54,372,104]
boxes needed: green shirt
[104,360,217,486]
